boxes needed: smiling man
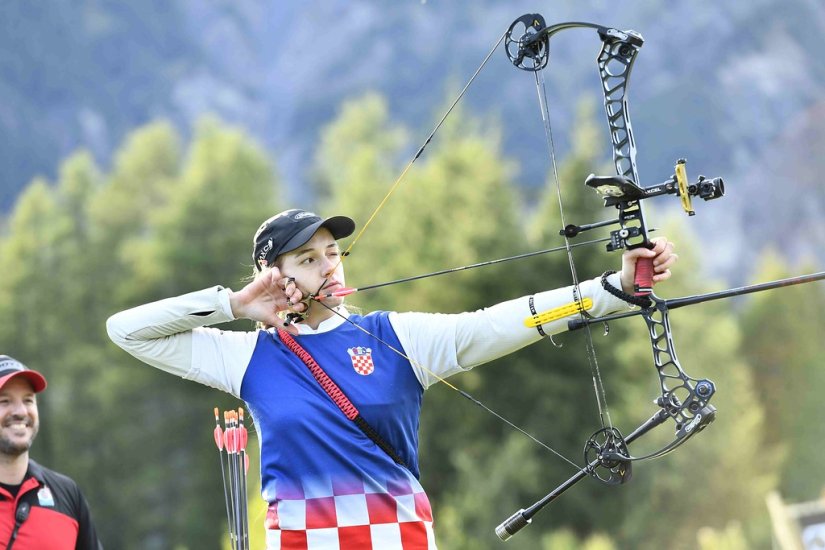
[0,355,102,549]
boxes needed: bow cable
[318,28,510,288]
[531,60,614,432]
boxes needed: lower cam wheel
[583,427,633,485]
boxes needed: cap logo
[257,238,273,268]
[294,211,316,220]
[0,357,25,375]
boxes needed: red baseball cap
[0,355,47,393]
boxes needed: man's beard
[0,419,38,457]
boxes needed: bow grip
[634,255,654,296]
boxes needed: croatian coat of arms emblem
[347,346,375,375]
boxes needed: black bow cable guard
[493,13,823,541]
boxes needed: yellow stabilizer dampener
[524,298,593,328]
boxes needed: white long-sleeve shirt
[106,273,628,550]
[106,273,628,395]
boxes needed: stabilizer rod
[495,409,669,541]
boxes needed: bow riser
[644,301,716,433]
[595,29,656,269]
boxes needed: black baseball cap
[253,209,355,271]
[0,355,47,393]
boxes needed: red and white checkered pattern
[264,477,435,549]
[347,347,375,376]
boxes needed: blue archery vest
[240,312,425,502]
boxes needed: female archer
[107,207,677,550]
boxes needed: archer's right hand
[228,268,306,326]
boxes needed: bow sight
[506,14,725,286]
[562,160,725,250]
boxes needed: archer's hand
[619,237,678,294]
[228,268,306,326]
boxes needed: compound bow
[306,11,825,541]
[494,13,823,540]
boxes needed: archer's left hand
[619,237,678,294]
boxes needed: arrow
[315,236,619,300]
[212,407,236,549]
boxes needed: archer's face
[277,228,347,318]
[0,377,39,457]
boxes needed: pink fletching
[213,425,224,450]
[321,287,356,298]
[240,426,248,450]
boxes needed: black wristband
[600,271,652,308]
[528,295,547,337]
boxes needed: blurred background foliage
[1,2,824,548]
[0,92,821,549]
[1,1,824,277]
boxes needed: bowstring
[294,23,602,473]
[312,29,509,299]
[532,61,614,432]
